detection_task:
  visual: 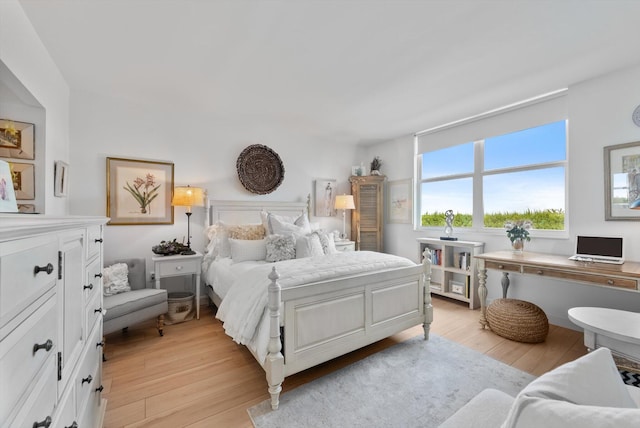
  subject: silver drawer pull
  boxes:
[607,279,614,285]
[175,265,183,271]
[497,265,504,269]
[34,263,54,275]
[33,416,52,428]
[33,339,53,354]
[537,270,543,275]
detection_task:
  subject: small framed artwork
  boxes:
[314,178,337,217]
[17,204,36,213]
[388,179,413,224]
[604,141,640,220]
[106,157,174,225]
[9,162,35,200]
[54,161,69,197]
[0,160,18,212]
[0,119,35,160]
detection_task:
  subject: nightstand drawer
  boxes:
[335,241,355,252]
[157,259,199,277]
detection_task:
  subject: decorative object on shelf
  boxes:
[440,209,458,241]
[172,185,204,255]
[351,163,367,176]
[54,160,68,197]
[106,157,174,225]
[152,239,191,256]
[314,178,337,217]
[604,141,640,220]
[0,119,35,160]
[370,156,382,175]
[8,161,35,199]
[236,144,284,194]
[388,179,413,224]
[0,160,18,212]
[334,194,355,240]
[505,219,532,252]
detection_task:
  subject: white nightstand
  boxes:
[335,240,356,252]
[152,251,203,320]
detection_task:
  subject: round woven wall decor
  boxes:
[236,144,285,194]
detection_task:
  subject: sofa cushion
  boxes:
[438,388,514,428]
[104,288,168,321]
[502,347,639,428]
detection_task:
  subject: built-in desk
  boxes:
[475,251,640,329]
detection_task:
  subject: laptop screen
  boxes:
[576,236,623,258]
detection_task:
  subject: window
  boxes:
[415,91,567,232]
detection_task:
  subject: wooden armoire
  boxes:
[349,175,386,252]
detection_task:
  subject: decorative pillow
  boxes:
[102,263,131,296]
[265,211,311,236]
[229,238,267,263]
[265,234,296,262]
[204,221,231,259]
[296,233,325,259]
[227,224,265,240]
[502,347,638,428]
[317,231,338,254]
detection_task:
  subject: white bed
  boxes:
[203,199,433,410]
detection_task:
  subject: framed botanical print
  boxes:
[0,119,35,160]
[387,179,413,224]
[106,157,174,225]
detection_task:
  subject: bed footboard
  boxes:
[265,257,432,410]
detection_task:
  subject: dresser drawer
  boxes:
[75,325,102,416]
[84,257,102,307]
[5,354,57,428]
[0,297,57,423]
[0,236,58,328]
[86,290,103,338]
[158,259,199,277]
[86,225,103,261]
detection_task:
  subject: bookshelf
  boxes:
[417,237,484,309]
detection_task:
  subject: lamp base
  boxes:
[180,249,196,255]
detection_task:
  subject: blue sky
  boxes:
[421,121,566,214]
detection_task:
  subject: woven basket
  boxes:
[165,292,195,325]
[486,298,549,343]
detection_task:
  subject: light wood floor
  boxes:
[102,296,587,427]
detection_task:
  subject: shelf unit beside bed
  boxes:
[417,237,484,309]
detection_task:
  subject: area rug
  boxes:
[248,334,535,428]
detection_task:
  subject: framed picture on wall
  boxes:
[388,179,413,224]
[0,160,18,212]
[106,157,174,225]
[9,161,35,200]
[0,119,35,160]
[314,178,337,217]
[604,141,640,220]
[54,160,69,197]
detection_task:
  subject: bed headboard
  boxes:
[204,197,310,228]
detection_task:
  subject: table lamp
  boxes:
[334,194,355,240]
[172,185,204,255]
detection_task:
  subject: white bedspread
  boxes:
[216,251,416,363]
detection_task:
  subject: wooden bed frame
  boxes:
[204,199,433,410]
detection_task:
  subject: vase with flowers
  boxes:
[505,220,532,253]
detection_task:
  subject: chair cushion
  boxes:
[104,288,167,321]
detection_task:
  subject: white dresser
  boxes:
[0,216,108,428]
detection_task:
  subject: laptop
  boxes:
[568,236,624,264]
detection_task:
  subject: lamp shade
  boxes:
[172,186,204,207]
[334,194,355,210]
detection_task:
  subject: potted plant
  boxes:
[370,156,382,175]
[504,220,532,252]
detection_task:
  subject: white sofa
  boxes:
[439,347,640,428]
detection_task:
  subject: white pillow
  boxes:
[229,238,266,263]
[265,211,311,236]
[296,233,325,258]
[102,263,131,296]
[317,231,338,254]
[204,221,231,258]
[265,234,296,262]
[502,347,638,428]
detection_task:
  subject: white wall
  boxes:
[365,63,640,329]
[68,89,358,290]
[0,0,70,215]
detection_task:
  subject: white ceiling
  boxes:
[17,0,640,145]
